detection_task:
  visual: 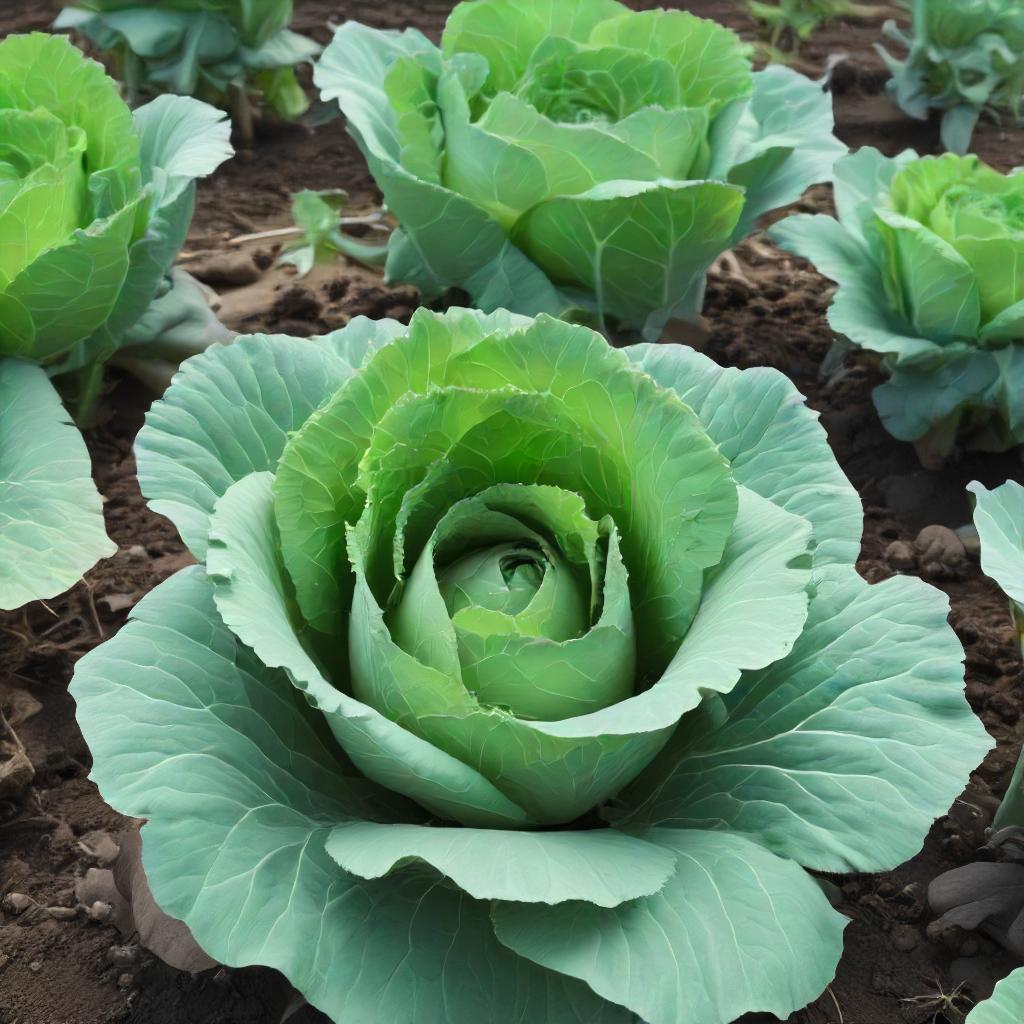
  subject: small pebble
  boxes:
[106,944,139,966]
[86,900,113,924]
[28,961,42,974]
[884,540,916,572]
[189,253,261,289]
[892,924,918,952]
[914,524,968,580]
[2,893,33,915]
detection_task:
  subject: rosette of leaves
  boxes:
[55,0,321,124]
[0,33,232,611]
[877,0,1024,154]
[72,307,990,1024]
[772,148,1024,465]
[313,0,845,340]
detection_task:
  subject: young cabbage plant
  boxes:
[313,0,846,341]
[929,480,1024,971]
[748,0,894,50]
[277,189,389,277]
[72,307,990,1024]
[877,0,1024,154]
[772,148,1024,466]
[0,33,232,610]
[54,0,321,133]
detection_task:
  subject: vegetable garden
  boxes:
[2,1,1024,1023]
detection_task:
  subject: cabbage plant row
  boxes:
[0,2,1018,1023]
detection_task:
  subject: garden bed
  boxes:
[1,2,1023,1022]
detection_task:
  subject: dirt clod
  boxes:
[3,893,33,916]
[188,253,262,289]
[885,539,917,572]
[915,525,969,580]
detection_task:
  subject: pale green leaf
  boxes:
[980,298,1024,343]
[626,341,862,568]
[875,208,982,341]
[725,64,846,242]
[326,821,675,907]
[0,358,114,609]
[873,347,1000,442]
[0,199,142,362]
[769,212,875,291]
[589,8,752,112]
[493,828,846,1024]
[513,178,745,337]
[0,32,141,212]
[969,479,1024,608]
[831,146,917,246]
[968,968,1024,1024]
[612,566,992,874]
[133,94,234,205]
[136,321,404,558]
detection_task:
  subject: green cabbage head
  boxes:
[0,32,231,610]
[314,0,845,339]
[878,0,1024,153]
[72,307,989,1024]
[772,149,1024,464]
[55,0,321,120]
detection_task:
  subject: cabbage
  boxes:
[313,0,845,339]
[773,148,1024,464]
[878,0,1024,153]
[0,33,231,609]
[55,0,321,120]
[72,308,989,1024]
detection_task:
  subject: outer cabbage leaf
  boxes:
[608,566,992,874]
[970,479,1024,609]
[493,828,846,1024]
[625,342,862,567]
[0,359,114,609]
[968,968,1024,1023]
[136,318,406,559]
[968,480,1024,831]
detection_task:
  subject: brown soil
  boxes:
[2,2,1023,1023]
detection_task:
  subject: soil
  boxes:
[1,2,1023,1023]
